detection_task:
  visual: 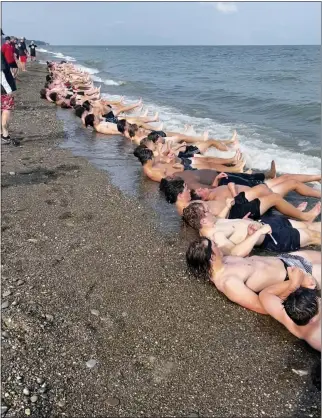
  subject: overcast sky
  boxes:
[2,1,321,45]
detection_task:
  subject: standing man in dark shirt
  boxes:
[1,51,19,145]
[17,37,28,72]
[1,36,18,78]
[28,41,37,61]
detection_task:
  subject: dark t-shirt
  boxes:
[29,44,37,56]
[1,52,17,94]
[17,41,27,56]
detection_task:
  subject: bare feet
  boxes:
[304,202,321,222]
[231,130,237,142]
[297,202,308,212]
[265,160,277,179]
[153,111,159,122]
[143,109,149,117]
[158,123,164,131]
[203,130,209,141]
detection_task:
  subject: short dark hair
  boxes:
[84,114,95,128]
[159,178,185,204]
[140,137,152,147]
[128,124,138,138]
[40,88,47,99]
[183,202,207,230]
[60,102,71,109]
[70,97,76,108]
[49,92,58,102]
[5,36,10,41]
[133,146,153,165]
[186,237,212,281]
[74,105,86,118]
[117,119,127,133]
[147,132,161,143]
[82,100,91,111]
[283,287,319,326]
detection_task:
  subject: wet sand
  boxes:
[1,64,320,417]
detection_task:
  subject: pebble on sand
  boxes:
[106,397,120,407]
[24,408,31,416]
[86,359,97,368]
[30,395,38,403]
[36,377,44,385]
[90,309,100,316]
[23,388,30,396]
[2,290,11,298]
[1,301,9,309]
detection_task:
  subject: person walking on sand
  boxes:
[1,36,18,78]
[1,52,20,146]
[28,41,37,62]
[17,37,28,71]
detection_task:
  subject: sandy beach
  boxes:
[1,64,320,417]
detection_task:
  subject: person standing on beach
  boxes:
[1,52,19,146]
[1,36,18,78]
[28,41,37,61]
[17,37,28,71]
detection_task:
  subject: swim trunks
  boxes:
[228,192,261,220]
[150,130,167,138]
[219,172,265,187]
[103,111,119,124]
[259,215,301,252]
[178,145,201,159]
[181,157,197,171]
[278,253,313,280]
[19,55,27,63]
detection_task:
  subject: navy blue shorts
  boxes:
[260,215,300,252]
[178,145,201,159]
[219,172,265,187]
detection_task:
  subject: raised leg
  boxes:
[269,179,321,198]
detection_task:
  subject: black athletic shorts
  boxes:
[219,172,265,187]
[103,111,118,124]
[181,158,197,171]
[178,145,201,159]
[260,215,300,252]
[228,191,261,220]
[9,61,18,69]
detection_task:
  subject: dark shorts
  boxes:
[228,192,261,220]
[260,215,301,253]
[219,172,265,187]
[150,130,167,138]
[9,61,18,69]
[178,145,201,159]
[181,158,197,171]
[103,111,118,124]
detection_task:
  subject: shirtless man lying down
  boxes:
[186,237,321,315]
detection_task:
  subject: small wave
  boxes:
[92,75,126,86]
[75,64,99,75]
[101,92,321,178]
[37,48,75,61]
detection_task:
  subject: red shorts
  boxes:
[19,55,27,63]
[1,94,15,111]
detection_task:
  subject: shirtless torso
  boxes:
[212,250,321,314]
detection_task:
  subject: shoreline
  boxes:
[1,64,320,417]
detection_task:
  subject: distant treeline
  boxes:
[9,36,49,45]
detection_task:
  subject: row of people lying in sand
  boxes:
[42,61,321,351]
